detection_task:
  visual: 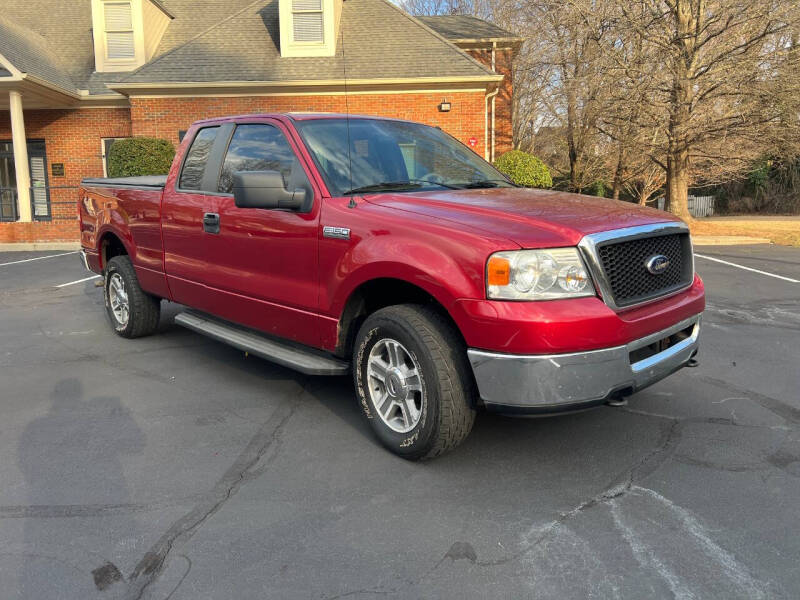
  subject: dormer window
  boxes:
[91,0,173,72]
[292,0,324,43]
[104,2,136,60]
[279,0,340,57]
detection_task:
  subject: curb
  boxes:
[0,242,81,252]
[692,236,771,246]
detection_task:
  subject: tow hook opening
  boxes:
[606,387,633,407]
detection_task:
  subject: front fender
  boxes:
[325,234,487,319]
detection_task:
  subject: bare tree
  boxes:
[624,156,666,205]
[520,0,614,191]
[606,0,800,218]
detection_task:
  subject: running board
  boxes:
[174,310,349,376]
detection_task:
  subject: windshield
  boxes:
[294,118,514,196]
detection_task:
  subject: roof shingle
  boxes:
[0,15,78,93]
[1,0,499,96]
[121,0,496,84]
[417,15,519,42]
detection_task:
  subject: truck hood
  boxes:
[365,188,682,248]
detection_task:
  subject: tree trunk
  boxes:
[667,146,692,220]
[566,84,580,192]
[665,0,697,222]
[611,143,625,200]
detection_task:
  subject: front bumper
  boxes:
[467,313,701,413]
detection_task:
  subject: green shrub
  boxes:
[588,179,607,197]
[107,137,175,178]
[493,150,552,188]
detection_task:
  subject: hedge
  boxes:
[107,137,175,178]
[493,150,553,188]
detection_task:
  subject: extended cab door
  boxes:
[161,123,233,306]
[200,120,323,348]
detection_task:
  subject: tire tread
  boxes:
[362,304,476,460]
[106,255,160,338]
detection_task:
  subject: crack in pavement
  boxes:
[120,384,307,600]
[328,400,789,600]
[0,495,206,519]
[697,376,800,425]
[322,412,685,599]
[163,555,192,600]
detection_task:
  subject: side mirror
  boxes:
[232,171,306,210]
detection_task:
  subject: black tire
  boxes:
[104,255,160,338]
[353,304,476,460]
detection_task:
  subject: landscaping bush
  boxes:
[588,179,607,197]
[107,137,175,178]
[493,150,552,188]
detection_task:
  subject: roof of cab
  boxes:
[190,113,415,127]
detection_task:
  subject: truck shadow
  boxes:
[154,302,672,471]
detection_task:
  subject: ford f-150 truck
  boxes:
[79,113,704,460]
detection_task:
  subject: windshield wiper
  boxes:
[458,179,518,189]
[343,179,459,195]
[343,181,423,195]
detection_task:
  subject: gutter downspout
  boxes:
[491,41,496,163]
[484,86,499,162]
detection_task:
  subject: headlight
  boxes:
[486,248,595,300]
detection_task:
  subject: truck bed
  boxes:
[81,175,167,189]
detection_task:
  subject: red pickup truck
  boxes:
[79,113,704,459]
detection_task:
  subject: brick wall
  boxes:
[1,90,491,244]
[467,47,514,158]
[130,92,487,155]
[0,107,131,242]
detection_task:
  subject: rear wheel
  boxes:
[353,304,476,460]
[104,255,160,338]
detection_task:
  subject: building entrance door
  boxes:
[0,140,50,221]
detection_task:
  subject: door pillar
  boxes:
[9,90,32,222]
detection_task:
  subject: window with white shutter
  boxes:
[104,2,136,59]
[292,0,324,43]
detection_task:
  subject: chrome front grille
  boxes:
[579,223,695,310]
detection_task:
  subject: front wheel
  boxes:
[353,304,476,460]
[104,255,160,338]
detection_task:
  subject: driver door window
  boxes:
[218,124,297,193]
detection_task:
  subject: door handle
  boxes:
[203,212,220,234]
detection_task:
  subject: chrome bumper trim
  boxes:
[78,249,91,272]
[467,314,701,410]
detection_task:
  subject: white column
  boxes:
[9,90,32,222]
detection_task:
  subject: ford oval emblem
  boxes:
[646,254,670,274]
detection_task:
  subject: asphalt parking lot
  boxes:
[1,244,798,599]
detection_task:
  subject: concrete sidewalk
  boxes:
[692,235,771,245]
[0,242,81,252]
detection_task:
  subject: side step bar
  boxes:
[174,310,349,376]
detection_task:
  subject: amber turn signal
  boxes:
[487,256,511,286]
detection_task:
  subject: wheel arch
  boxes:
[334,276,466,359]
[97,229,131,269]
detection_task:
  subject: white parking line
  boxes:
[0,251,78,267]
[55,274,101,288]
[695,253,800,283]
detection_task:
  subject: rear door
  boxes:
[161,123,232,306]
[201,119,323,348]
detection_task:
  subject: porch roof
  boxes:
[0,15,79,95]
